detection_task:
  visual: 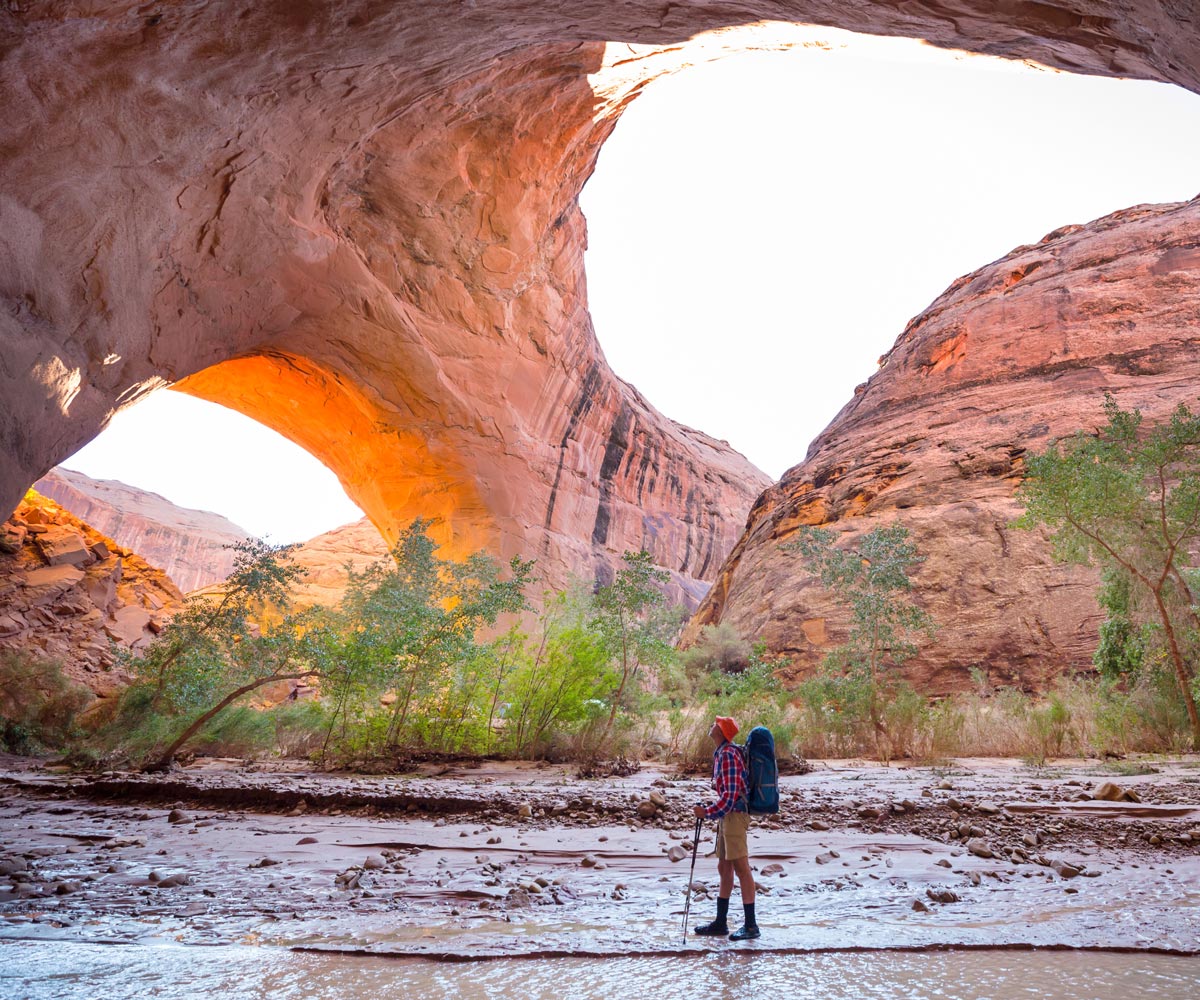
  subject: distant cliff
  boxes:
[35,469,252,594]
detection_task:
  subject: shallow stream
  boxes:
[4,943,1200,1000]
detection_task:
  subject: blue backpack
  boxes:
[740,726,779,815]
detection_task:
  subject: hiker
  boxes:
[692,715,759,940]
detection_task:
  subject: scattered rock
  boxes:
[155,873,190,888]
[167,809,193,825]
[248,857,282,869]
[580,856,598,868]
[967,838,995,859]
[1051,860,1082,880]
[912,898,931,912]
[1093,782,1141,803]
[667,845,688,862]
[926,888,960,904]
[362,855,386,870]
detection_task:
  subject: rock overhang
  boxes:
[1,1,1197,599]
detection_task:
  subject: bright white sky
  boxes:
[65,33,1200,543]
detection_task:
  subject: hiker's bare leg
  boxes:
[732,856,755,904]
[717,858,734,898]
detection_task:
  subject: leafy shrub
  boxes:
[0,650,91,753]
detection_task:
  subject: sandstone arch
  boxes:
[2,2,1197,597]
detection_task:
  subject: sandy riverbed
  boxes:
[1,754,1197,958]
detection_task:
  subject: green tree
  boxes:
[783,524,934,757]
[499,587,612,757]
[1015,395,1200,745]
[785,524,934,685]
[129,539,321,770]
[589,550,682,749]
[321,519,532,753]
[1093,568,1149,680]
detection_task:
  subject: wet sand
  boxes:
[0,755,1197,958]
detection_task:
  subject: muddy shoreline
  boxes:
[2,755,1198,958]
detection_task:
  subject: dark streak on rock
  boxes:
[543,361,603,544]
[591,402,633,547]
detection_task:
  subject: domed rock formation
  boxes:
[2,2,1196,597]
[34,468,253,594]
[689,199,1200,692]
[0,492,183,700]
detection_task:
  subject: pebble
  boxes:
[156,873,190,888]
[667,845,687,862]
[297,837,318,845]
[912,898,930,912]
[580,856,598,868]
[926,888,960,904]
[517,803,533,819]
[363,855,386,870]
[167,809,193,825]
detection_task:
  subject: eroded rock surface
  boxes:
[0,493,182,699]
[3,2,1197,598]
[34,468,252,594]
[690,200,1200,691]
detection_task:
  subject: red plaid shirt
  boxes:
[704,740,747,819]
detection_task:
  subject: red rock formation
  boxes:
[287,518,390,609]
[2,2,1194,598]
[34,468,252,594]
[0,492,182,700]
[689,199,1200,692]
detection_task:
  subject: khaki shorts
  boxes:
[716,811,751,861]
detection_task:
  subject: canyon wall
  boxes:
[689,200,1200,692]
[3,1,1196,600]
[34,468,252,594]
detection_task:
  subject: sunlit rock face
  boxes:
[690,200,1200,691]
[0,2,1196,598]
[0,492,182,700]
[34,468,252,594]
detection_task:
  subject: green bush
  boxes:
[0,650,92,753]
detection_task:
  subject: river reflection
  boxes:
[3,943,1199,1000]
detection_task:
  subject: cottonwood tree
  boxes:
[132,539,321,770]
[1016,395,1200,746]
[784,523,934,755]
[589,550,682,750]
[786,524,934,685]
[321,519,532,754]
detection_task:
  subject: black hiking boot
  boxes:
[693,919,730,936]
[729,924,761,941]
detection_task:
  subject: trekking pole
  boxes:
[681,815,703,942]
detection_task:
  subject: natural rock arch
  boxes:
[2,2,1197,594]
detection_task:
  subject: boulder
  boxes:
[33,528,93,568]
